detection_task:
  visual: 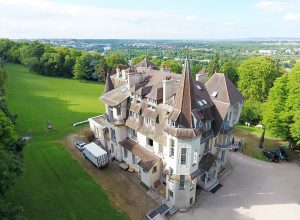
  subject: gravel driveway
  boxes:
[172,152,300,220]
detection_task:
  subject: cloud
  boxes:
[0,0,208,39]
[224,21,234,26]
[255,1,291,11]
[282,12,300,21]
[185,16,198,21]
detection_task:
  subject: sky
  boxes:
[0,0,300,39]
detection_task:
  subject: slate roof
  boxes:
[104,74,114,93]
[134,57,158,69]
[190,153,218,179]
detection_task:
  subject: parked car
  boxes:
[274,147,289,161]
[263,150,279,162]
[75,140,86,151]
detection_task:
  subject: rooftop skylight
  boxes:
[211,91,218,98]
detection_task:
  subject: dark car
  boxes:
[263,150,279,162]
[273,147,289,161]
[75,141,86,151]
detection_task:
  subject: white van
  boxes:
[83,142,108,168]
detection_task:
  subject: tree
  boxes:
[285,63,300,145]
[0,64,24,219]
[207,53,220,77]
[240,100,262,124]
[18,42,45,73]
[94,57,108,82]
[131,55,146,65]
[106,53,127,73]
[0,62,6,97]
[161,60,182,74]
[262,74,290,140]
[73,52,101,80]
[220,61,239,85]
[238,57,281,102]
[40,52,63,76]
[262,63,300,146]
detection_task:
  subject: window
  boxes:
[117,108,121,115]
[170,139,175,157]
[190,197,193,205]
[221,150,225,161]
[170,120,176,127]
[152,166,157,173]
[196,85,201,90]
[124,148,128,158]
[179,175,185,190]
[193,148,198,165]
[111,144,114,153]
[169,190,173,197]
[110,128,116,143]
[198,100,204,106]
[202,99,207,104]
[129,128,137,141]
[169,167,173,177]
[181,148,187,165]
[147,138,153,146]
[211,91,218,98]
[195,120,202,128]
[145,117,151,126]
[205,122,211,130]
[159,145,163,154]
[204,140,210,153]
[228,112,232,121]
[132,154,136,164]
[190,181,194,192]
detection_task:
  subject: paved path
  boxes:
[172,152,300,220]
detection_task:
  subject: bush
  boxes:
[240,100,262,124]
[85,130,95,143]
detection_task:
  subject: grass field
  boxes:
[233,125,297,161]
[4,63,127,220]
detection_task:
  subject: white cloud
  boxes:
[255,1,291,11]
[0,0,209,39]
[282,12,300,21]
[185,16,198,21]
[224,21,234,26]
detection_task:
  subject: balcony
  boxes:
[216,141,231,149]
[220,122,233,134]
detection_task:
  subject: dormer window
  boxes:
[195,120,202,128]
[198,100,204,106]
[202,99,207,105]
[211,91,218,98]
[196,85,202,90]
[170,120,177,127]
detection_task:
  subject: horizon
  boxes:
[1,0,300,39]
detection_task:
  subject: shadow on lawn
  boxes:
[6,94,128,220]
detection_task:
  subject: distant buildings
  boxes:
[258,49,277,55]
[89,58,244,209]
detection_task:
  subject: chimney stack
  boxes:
[163,77,176,104]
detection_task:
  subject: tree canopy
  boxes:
[220,61,239,85]
[0,63,25,219]
[207,53,220,77]
[263,63,300,146]
[238,57,282,102]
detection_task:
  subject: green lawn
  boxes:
[4,63,127,220]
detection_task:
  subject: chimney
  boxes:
[127,73,144,89]
[116,67,121,78]
[195,72,208,83]
[163,77,176,104]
